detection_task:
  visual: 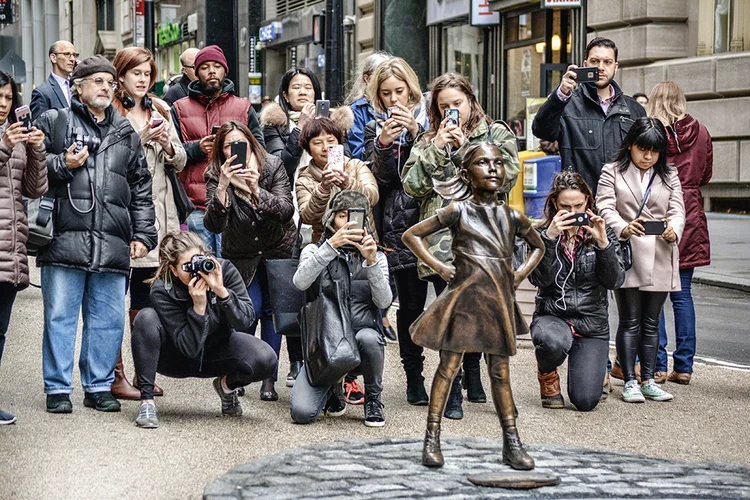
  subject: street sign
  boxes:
[471,0,499,26]
[541,0,582,7]
[0,0,12,24]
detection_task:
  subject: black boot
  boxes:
[443,371,464,420]
[406,377,429,406]
[463,365,487,403]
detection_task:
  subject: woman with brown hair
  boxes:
[402,72,521,418]
[204,120,296,401]
[529,172,624,411]
[112,47,187,400]
[648,82,713,386]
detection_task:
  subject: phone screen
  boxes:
[444,108,459,126]
[230,141,247,168]
[348,209,365,231]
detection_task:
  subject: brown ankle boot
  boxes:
[112,351,141,400]
[422,422,444,468]
[502,426,535,470]
[537,369,564,409]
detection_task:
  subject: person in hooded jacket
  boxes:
[529,172,624,412]
[647,82,713,386]
[0,71,48,425]
[345,51,391,160]
[171,45,264,257]
[130,231,278,428]
[291,190,391,427]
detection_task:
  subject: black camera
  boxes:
[181,255,216,278]
[71,127,102,155]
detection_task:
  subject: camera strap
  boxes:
[635,171,657,219]
[34,109,70,227]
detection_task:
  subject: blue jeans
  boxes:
[187,209,221,257]
[247,262,281,380]
[41,266,127,394]
[657,268,696,374]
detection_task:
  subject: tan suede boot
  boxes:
[537,369,564,409]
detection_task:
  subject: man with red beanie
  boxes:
[171,44,264,256]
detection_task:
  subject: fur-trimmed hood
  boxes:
[259,101,354,134]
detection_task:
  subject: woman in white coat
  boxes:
[596,117,684,404]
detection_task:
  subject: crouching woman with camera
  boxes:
[130,231,277,428]
[291,191,392,427]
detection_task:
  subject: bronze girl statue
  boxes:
[402,142,545,470]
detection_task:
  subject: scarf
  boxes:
[373,95,430,149]
[286,109,311,177]
[229,153,263,206]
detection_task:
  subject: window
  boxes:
[96,0,115,31]
[443,25,485,104]
[714,0,731,53]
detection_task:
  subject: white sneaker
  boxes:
[641,379,674,402]
[622,380,646,403]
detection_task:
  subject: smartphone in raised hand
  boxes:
[230,140,247,168]
[327,144,344,171]
[15,105,32,130]
[315,99,330,118]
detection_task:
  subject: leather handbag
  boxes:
[167,166,194,224]
[25,109,68,256]
[265,221,304,336]
[619,171,657,271]
[299,271,361,387]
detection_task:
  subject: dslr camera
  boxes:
[71,127,102,155]
[181,255,216,278]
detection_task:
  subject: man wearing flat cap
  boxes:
[171,45,264,256]
[34,55,157,415]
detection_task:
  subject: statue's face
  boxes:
[463,144,505,193]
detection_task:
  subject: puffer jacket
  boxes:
[666,114,713,269]
[204,154,297,286]
[529,226,625,339]
[34,100,157,274]
[364,120,420,271]
[125,97,187,268]
[171,79,264,210]
[296,157,379,243]
[347,96,375,160]
[531,81,647,195]
[402,119,520,278]
[149,259,255,360]
[0,135,48,288]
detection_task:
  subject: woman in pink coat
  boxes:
[648,82,713,386]
[597,117,685,404]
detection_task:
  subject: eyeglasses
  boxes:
[54,52,80,59]
[82,77,118,90]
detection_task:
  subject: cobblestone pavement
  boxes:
[204,437,750,499]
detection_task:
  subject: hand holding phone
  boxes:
[15,105,32,131]
[641,219,668,236]
[150,117,164,129]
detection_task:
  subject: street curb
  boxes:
[693,276,750,294]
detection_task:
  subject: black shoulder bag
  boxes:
[265,220,305,336]
[620,172,657,271]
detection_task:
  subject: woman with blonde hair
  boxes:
[112,47,187,400]
[647,82,712,386]
[345,51,391,160]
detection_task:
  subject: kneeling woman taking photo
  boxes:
[130,232,277,428]
[291,191,392,427]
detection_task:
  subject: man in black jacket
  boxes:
[30,40,77,118]
[532,37,646,195]
[34,55,157,415]
[164,47,199,106]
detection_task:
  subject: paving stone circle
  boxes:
[204,437,750,499]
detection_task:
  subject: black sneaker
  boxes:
[83,391,121,412]
[46,394,73,414]
[406,380,429,406]
[364,395,385,427]
[0,408,17,425]
[212,377,242,416]
[324,388,347,417]
[383,325,397,343]
[286,361,303,388]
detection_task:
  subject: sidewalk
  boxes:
[693,213,750,292]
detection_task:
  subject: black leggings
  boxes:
[392,267,480,383]
[131,308,278,399]
[615,288,668,383]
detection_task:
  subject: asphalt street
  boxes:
[1,263,750,499]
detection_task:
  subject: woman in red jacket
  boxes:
[648,82,713,386]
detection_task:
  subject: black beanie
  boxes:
[71,55,116,81]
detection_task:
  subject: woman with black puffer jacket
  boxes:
[529,172,625,412]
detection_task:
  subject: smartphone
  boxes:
[387,106,399,118]
[230,140,247,168]
[211,125,220,135]
[315,99,330,118]
[642,219,667,236]
[444,108,459,126]
[15,105,32,130]
[347,208,366,231]
[150,117,164,128]
[327,144,344,171]
[573,67,600,83]
[570,212,590,226]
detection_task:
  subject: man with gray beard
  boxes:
[33,55,157,415]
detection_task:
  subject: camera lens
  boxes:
[200,258,216,274]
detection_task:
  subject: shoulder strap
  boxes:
[36,108,68,226]
[635,172,657,219]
